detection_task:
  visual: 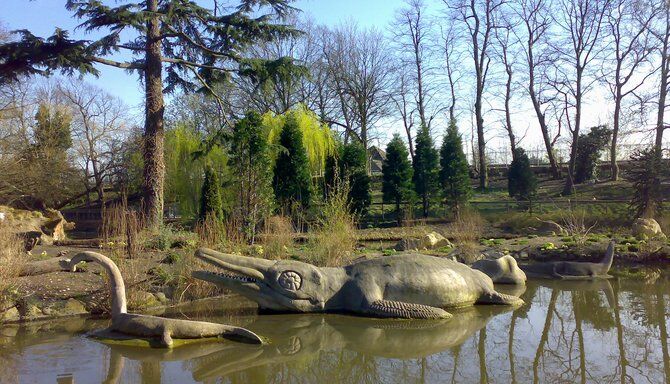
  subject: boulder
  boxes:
[129,291,160,310]
[394,232,452,251]
[0,307,20,323]
[632,218,665,239]
[45,299,88,317]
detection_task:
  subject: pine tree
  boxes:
[382,134,414,222]
[508,148,537,204]
[0,0,302,227]
[326,141,371,214]
[273,115,312,210]
[34,103,72,153]
[440,120,471,215]
[574,125,612,184]
[200,165,223,222]
[412,124,439,217]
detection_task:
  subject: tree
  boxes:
[494,11,519,157]
[508,147,537,203]
[627,147,664,219]
[382,134,414,223]
[604,0,657,180]
[200,165,223,222]
[34,103,72,153]
[325,141,371,215]
[273,115,312,210]
[653,0,670,155]
[440,119,471,215]
[574,125,612,184]
[413,124,439,217]
[0,0,300,228]
[322,24,394,148]
[448,0,506,190]
[60,80,130,205]
[517,0,561,179]
[231,110,273,238]
[553,0,611,195]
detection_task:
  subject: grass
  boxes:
[261,215,295,260]
[0,224,25,310]
[308,179,357,267]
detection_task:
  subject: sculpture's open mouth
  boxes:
[192,248,323,311]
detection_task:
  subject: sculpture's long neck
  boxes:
[320,267,350,309]
[600,241,615,270]
[71,251,127,317]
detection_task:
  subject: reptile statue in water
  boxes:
[193,249,524,319]
[63,251,263,347]
[519,240,616,280]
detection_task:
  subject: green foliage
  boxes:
[627,147,664,219]
[273,115,312,210]
[200,164,224,222]
[33,103,72,152]
[413,125,439,216]
[508,148,537,202]
[165,125,229,221]
[440,120,471,214]
[325,141,371,215]
[382,134,414,212]
[574,125,612,184]
[230,111,274,237]
[264,104,336,176]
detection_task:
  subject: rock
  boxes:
[632,218,665,239]
[0,307,20,323]
[41,209,75,242]
[480,249,505,260]
[394,232,452,251]
[129,291,160,310]
[534,219,567,236]
[22,304,45,321]
[49,299,88,317]
[154,292,168,304]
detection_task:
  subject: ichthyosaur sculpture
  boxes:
[63,251,263,347]
[192,249,524,319]
[519,240,616,280]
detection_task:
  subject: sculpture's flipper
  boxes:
[161,328,173,348]
[366,300,452,319]
[477,292,524,306]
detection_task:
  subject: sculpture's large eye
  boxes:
[278,271,302,291]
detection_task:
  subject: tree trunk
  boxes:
[563,66,583,195]
[504,65,516,157]
[142,0,165,228]
[611,85,622,181]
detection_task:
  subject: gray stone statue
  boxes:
[472,255,527,285]
[519,240,615,279]
[193,249,524,319]
[64,251,263,347]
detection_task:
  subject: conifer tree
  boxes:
[440,120,471,215]
[412,124,439,217]
[325,141,371,214]
[0,0,301,227]
[34,103,73,154]
[382,134,414,222]
[273,115,312,210]
[508,148,537,204]
[200,165,223,222]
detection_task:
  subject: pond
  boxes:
[1,278,668,383]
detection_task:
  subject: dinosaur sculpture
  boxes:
[63,251,263,347]
[519,240,616,280]
[193,249,524,319]
[472,255,527,285]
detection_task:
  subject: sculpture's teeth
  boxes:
[213,271,257,283]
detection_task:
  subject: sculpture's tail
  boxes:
[478,291,524,307]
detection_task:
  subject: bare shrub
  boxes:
[172,253,222,302]
[195,215,246,252]
[0,226,25,308]
[101,199,143,258]
[262,215,295,259]
[450,208,484,244]
[540,209,596,244]
[308,180,357,267]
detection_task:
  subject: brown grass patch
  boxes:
[262,215,295,259]
[0,225,25,308]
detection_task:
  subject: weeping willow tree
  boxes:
[263,104,336,176]
[164,125,230,221]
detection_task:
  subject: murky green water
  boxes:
[1,277,668,383]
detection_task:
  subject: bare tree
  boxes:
[59,80,130,206]
[440,23,464,123]
[604,0,658,180]
[322,24,394,149]
[552,0,611,195]
[449,0,506,190]
[494,10,519,157]
[390,68,417,158]
[391,0,437,135]
[652,0,670,153]
[516,0,561,178]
